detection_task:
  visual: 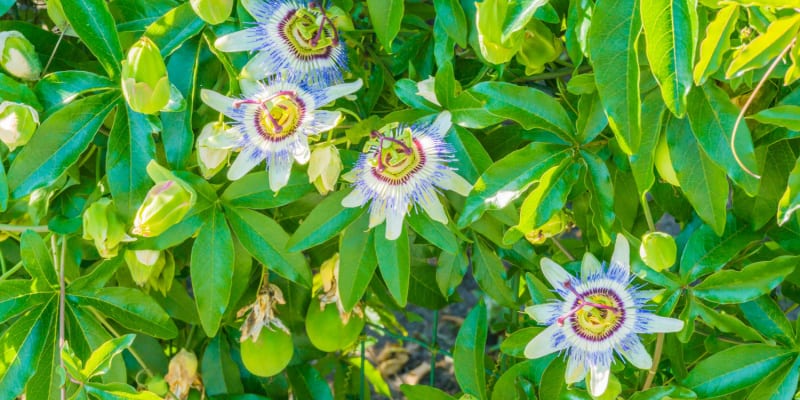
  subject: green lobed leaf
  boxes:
[81,334,135,379]
[778,152,800,225]
[470,82,576,142]
[221,171,314,210]
[225,206,310,287]
[628,386,697,400]
[740,296,796,346]
[367,0,404,51]
[286,365,334,400]
[8,91,119,198]
[33,71,112,116]
[726,14,800,78]
[436,248,468,298]
[190,207,234,336]
[589,0,641,154]
[202,335,244,396]
[61,0,124,79]
[693,255,798,304]
[287,190,366,251]
[515,160,581,236]
[500,0,547,42]
[407,212,459,254]
[453,302,488,400]
[666,115,728,235]
[338,212,378,312]
[433,0,468,47]
[472,238,516,307]
[459,143,572,227]
[0,300,56,399]
[161,37,202,170]
[630,91,666,196]
[641,0,696,117]
[374,224,411,307]
[747,355,800,400]
[694,4,738,85]
[750,105,800,131]
[20,230,58,289]
[679,216,760,283]
[576,91,608,144]
[581,151,615,246]
[107,106,157,221]
[499,327,543,358]
[683,344,794,397]
[686,84,759,195]
[144,3,205,57]
[68,287,178,339]
[0,281,52,324]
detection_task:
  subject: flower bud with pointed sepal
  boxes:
[516,20,564,75]
[0,101,39,151]
[190,0,233,25]
[121,37,170,114]
[308,143,342,195]
[82,198,131,259]
[131,161,197,238]
[0,31,41,81]
[639,231,677,272]
[196,122,232,178]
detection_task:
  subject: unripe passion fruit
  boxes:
[305,299,365,352]
[639,231,677,272]
[240,328,294,377]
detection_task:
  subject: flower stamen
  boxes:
[557,280,621,327]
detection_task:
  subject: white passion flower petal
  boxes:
[340,113,472,240]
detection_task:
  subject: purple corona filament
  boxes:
[370,130,414,172]
[309,1,339,46]
[556,281,621,326]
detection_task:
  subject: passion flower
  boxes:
[215,0,348,84]
[200,75,361,191]
[341,112,471,240]
[524,234,684,397]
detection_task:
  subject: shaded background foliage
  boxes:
[1,0,800,399]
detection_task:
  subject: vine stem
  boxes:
[731,37,796,180]
[642,333,664,391]
[58,236,67,400]
[42,27,67,76]
[429,310,439,387]
[551,236,575,261]
[0,224,49,232]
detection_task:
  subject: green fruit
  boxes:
[639,231,677,272]
[240,328,294,377]
[306,299,365,352]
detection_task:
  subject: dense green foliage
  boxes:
[2,0,800,399]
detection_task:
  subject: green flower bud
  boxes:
[0,31,42,81]
[516,20,563,76]
[308,144,342,195]
[0,101,39,151]
[524,211,573,245]
[82,198,130,259]
[639,231,677,272]
[327,6,354,31]
[190,0,233,25]
[131,161,196,238]
[124,249,163,286]
[124,249,175,295]
[121,37,170,114]
[196,122,231,178]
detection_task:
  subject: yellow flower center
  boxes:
[253,92,304,142]
[574,294,622,337]
[368,128,426,184]
[283,7,338,57]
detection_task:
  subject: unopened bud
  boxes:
[524,211,573,245]
[639,231,677,272]
[196,122,231,178]
[121,37,170,114]
[190,0,233,25]
[0,101,38,151]
[124,249,162,286]
[327,6,354,31]
[145,375,169,397]
[516,20,563,76]
[131,181,193,238]
[82,198,129,259]
[0,31,41,81]
[308,144,342,195]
